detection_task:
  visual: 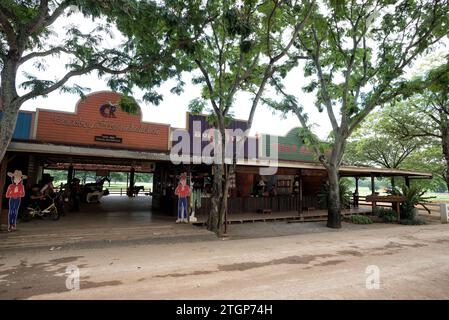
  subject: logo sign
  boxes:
[95,134,123,143]
[99,103,117,118]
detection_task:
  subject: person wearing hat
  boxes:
[5,170,27,232]
[175,172,191,223]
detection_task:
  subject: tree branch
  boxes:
[26,0,49,35]
[194,58,220,115]
[19,46,71,64]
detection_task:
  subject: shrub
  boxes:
[346,215,373,224]
[372,207,397,223]
[390,185,434,220]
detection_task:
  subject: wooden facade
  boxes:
[35,91,170,152]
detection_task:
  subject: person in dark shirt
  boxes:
[28,184,45,208]
[69,178,81,212]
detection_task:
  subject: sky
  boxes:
[16,9,447,140]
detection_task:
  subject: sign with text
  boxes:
[35,91,170,151]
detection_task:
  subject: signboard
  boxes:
[261,128,315,162]
[35,91,170,151]
[95,134,122,143]
[181,113,258,159]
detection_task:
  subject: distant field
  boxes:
[427,193,449,202]
[351,186,448,202]
[351,186,388,196]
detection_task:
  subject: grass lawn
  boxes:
[351,186,448,202]
[427,193,449,202]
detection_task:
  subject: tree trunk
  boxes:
[208,163,223,234]
[325,132,347,229]
[326,163,342,228]
[0,101,21,163]
[441,122,449,193]
[0,54,21,163]
[207,119,229,236]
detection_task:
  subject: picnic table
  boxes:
[365,195,406,222]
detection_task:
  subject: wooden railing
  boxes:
[195,195,320,218]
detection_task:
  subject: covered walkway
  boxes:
[0,196,214,251]
[194,207,372,225]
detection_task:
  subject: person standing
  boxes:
[175,173,190,223]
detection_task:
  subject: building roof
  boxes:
[8,141,432,178]
[236,159,432,178]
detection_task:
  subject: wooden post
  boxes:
[371,174,376,195]
[405,176,410,187]
[299,169,303,214]
[126,172,129,189]
[353,177,359,208]
[396,202,401,223]
[67,165,74,184]
[128,168,135,197]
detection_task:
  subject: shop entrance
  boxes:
[0,151,173,228]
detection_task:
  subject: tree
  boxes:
[389,61,449,191]
[0,0,174,163]
[266,0,449,228]
[344,108,423,188]
[117,0,315,235]
[401,143,447,192]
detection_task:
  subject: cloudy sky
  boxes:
[16,10,447,140]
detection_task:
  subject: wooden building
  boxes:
[0,91,432,224]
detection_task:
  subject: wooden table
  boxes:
[365,195,406,222]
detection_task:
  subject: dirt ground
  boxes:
[1,218,448,300]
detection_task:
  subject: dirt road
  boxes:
[1,222,448,299]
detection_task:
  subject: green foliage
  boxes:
[377,56,449,193]
[373,207,397,223]
[318,178,352,209]
[345,215,373,225]
[118,95,140,115]
[391,185,434,220]
[345,94,447,193]
[344,107,424,168]
[401,144,448,192]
